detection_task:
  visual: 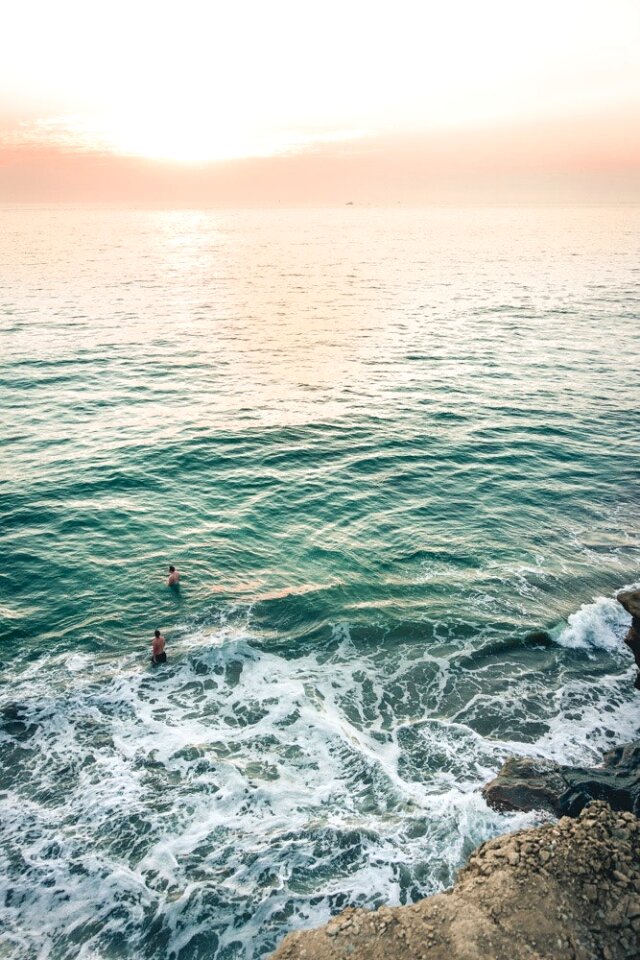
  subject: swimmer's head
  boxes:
[169,566,175,572]
[154,629,160,638]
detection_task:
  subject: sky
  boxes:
[1,0,639,203]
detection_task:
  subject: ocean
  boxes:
[1,205,639,959]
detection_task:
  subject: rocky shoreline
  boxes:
[271,799,640,960]
[270,591,640,959]
[483,740,640,818]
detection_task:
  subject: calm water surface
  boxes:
[1,206,639,959]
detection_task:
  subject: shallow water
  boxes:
[1,205,639,959]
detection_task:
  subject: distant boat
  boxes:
[345,201,354,205]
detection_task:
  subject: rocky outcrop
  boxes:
[270,801,640,960]
[482,740,640,817]
[617,590,640,619]
[617,590,640,689]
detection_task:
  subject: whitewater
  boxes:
[1,205,639,959]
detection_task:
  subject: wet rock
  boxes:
[617,590,640,619]
[483,739,640,817]
[481,756,568,814]
[617,590,640,688]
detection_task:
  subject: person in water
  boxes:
[167,565,180,586]
[151,629,167,665]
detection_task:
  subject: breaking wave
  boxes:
[556,592,634,654]
[2,592,639,960]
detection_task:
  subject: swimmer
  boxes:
[151,629,167,665]
[167,565,180,586]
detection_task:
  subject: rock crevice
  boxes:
[482,739,640,818]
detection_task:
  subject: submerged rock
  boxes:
[522,629,554,646]
[270,801,640,960]
[483,739,640,817]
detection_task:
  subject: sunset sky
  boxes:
[1,0,639,202]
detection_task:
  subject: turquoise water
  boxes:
[1,205,639,959]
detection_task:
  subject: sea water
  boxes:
[1,205,639,959]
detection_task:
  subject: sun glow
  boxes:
[101,116,366,164]
[1,0,639,166]
[12,112,365,164]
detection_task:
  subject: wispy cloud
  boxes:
[1,108,638,204]
[1,114,369,164]
[2,115,113,153]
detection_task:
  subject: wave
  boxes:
[556,590,635,653]
[0,622,528,960]
[2,585,640,959]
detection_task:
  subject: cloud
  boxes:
[1,108,639,204]
[0,113,369,163]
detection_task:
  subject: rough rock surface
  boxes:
[483,740,640,817]
[270,801,640,960]
[617,590,640,620]
[617,591,640,688]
